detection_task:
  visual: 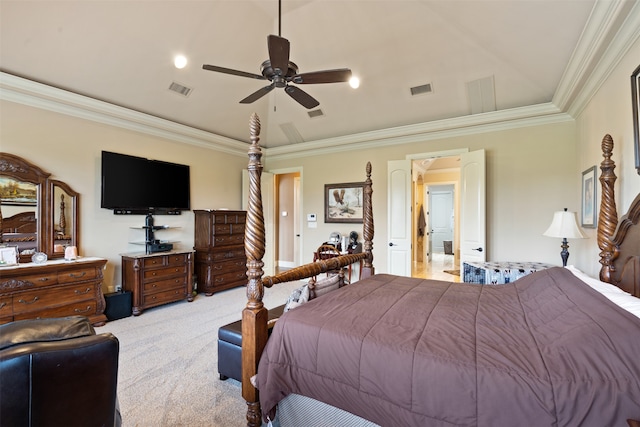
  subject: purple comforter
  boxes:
[256,267,640,426]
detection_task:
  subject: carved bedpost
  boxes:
[242,113,268,427]
[598,134,618,282]
[361,162,375,278]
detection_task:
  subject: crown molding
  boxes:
[0,72,249,157]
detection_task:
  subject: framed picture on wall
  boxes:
[581,166,597,228]
[324,182,365,223]
[631,64,640,175]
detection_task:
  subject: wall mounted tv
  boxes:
[101,151,190,215]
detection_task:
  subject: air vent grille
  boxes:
[168,82,192,97]
[307,109,324,118]
[410,83,433,96]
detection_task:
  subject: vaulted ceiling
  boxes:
[1,1,638,151]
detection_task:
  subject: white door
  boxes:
[459,150,486,265]
[242,170,275,277]
[387,160,412,276]
[429,185,454,253]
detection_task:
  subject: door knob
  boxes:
[389,242,395,246]
[472,247,483,252]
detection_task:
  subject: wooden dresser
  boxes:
[0,257,108,326]
[121,250,194,315]
[194,210,247,296]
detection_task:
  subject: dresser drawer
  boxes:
[143,265,187,282]
[212,270,247,287]
[14,283,97,314]
[212,212,246,225]
[0,272,58,290]
[166,253,188,266]
[13,299,97,321]
[0,295,13,318]
[206,248,245,262]
[210,259,246,274]
[214,223,246,235]
[58,267,97,284]
[213,234,244,247]
[143,276,186,293]
[143,287,187,308]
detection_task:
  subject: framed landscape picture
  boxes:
[581,166,597,228]
[632,64,640,175]
[324,182,364,223]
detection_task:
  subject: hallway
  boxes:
[413,253,461,282]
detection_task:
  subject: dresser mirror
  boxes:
[50,179,79,257]
[0,153,79,263]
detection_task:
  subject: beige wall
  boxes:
[574,36,640,276]
[265,121,579,274]
[1,101,247,292]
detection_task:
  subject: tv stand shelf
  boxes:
[131,214,178,254]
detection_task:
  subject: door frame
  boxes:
[269,167,304,268]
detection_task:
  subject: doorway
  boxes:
[274,171,302,271]
[411,157,460,282]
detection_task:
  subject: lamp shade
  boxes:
[543,209,586,239]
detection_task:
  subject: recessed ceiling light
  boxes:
[174,55,187,69]
[349,76,360,89]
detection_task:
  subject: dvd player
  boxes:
[146,242,173,253]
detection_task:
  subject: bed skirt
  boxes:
[273,394,380,427]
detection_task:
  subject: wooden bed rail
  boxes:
[241,113,375,426]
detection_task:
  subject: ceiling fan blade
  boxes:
[285,85,320,109]
[240,83,276,104]
[202,64,265,80]
[267,35,290,77]
[292,68,352,84]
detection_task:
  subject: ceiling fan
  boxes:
[202,0,352,109]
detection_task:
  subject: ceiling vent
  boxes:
[168,81,192,97]
[410,83,433,96]
[280,122,304,144]
[307,109,324,119]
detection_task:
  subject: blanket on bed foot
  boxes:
[256,268,640,426]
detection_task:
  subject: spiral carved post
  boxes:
[242,113,268,427]
[361,162,375,278]
[597,134,618,282]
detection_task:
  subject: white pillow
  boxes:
[284,284,309,312]
[565,265,640,319]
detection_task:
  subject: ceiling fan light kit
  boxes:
[202,1,352,109]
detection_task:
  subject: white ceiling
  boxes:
[0,1,637,150]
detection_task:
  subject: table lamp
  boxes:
[543,208,586,266]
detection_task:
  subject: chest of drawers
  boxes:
[194,210,247,296]
[0,257,108,326]
[121,250,194,315]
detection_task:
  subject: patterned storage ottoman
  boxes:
[462,261,555,284]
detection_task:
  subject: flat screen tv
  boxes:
[101,151,190,215]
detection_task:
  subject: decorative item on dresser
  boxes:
[121,250,194,316]
[0,257,108,326]
[193,210,247,296]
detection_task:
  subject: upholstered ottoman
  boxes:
[218,304,285,382]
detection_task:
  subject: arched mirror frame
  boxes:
[48,179,79,259]
[0,153,79,263]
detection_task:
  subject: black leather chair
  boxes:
[0,316,121,427]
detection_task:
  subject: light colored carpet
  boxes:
[100,281,301,427]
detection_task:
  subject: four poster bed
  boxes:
[240,114,640,427]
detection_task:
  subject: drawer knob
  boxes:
[69,272,87,278]
[74,287,92,295]
[0,302,6,309]
[18,296,39,305]
[74,305,92,314]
